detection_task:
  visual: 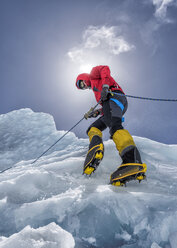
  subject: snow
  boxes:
[0,108,177,248]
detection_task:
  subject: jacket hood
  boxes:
[76,73,91,89]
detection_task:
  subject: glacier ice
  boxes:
[0,222,75,248]
[0,108,177,248]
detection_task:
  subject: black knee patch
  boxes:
[87,117,107,135]
[110,117,123,138]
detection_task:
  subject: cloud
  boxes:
[67,25,135,64]
[140,0,177,53]
[67,49,84,64]
[152,0,176,21]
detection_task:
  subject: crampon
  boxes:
[110,163,147,186]
[83,149,103,176]
[83,134,104,176]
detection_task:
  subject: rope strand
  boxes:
[93,87,177,102]
[123,93,177,102]
[111,91,177,102]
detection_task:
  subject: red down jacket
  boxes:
[76,65,124,102]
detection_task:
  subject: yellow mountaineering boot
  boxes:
[83,127,104,175]
[110,129,147,186]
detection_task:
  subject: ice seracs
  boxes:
[0,108,177,248]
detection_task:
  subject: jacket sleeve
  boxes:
[100,66,111,86]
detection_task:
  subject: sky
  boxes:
[0,0,177,144]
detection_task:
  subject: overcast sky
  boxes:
[0,0,177,144]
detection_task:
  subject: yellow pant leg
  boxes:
[112,129,136,156]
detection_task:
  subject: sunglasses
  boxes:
[77,80,88,90]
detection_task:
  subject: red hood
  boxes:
[76,73,91,89]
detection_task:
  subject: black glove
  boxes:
[84,108,101,119]
[89,109,101,118]
[101,85,109,101]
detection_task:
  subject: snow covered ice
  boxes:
[0,108,177,248]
